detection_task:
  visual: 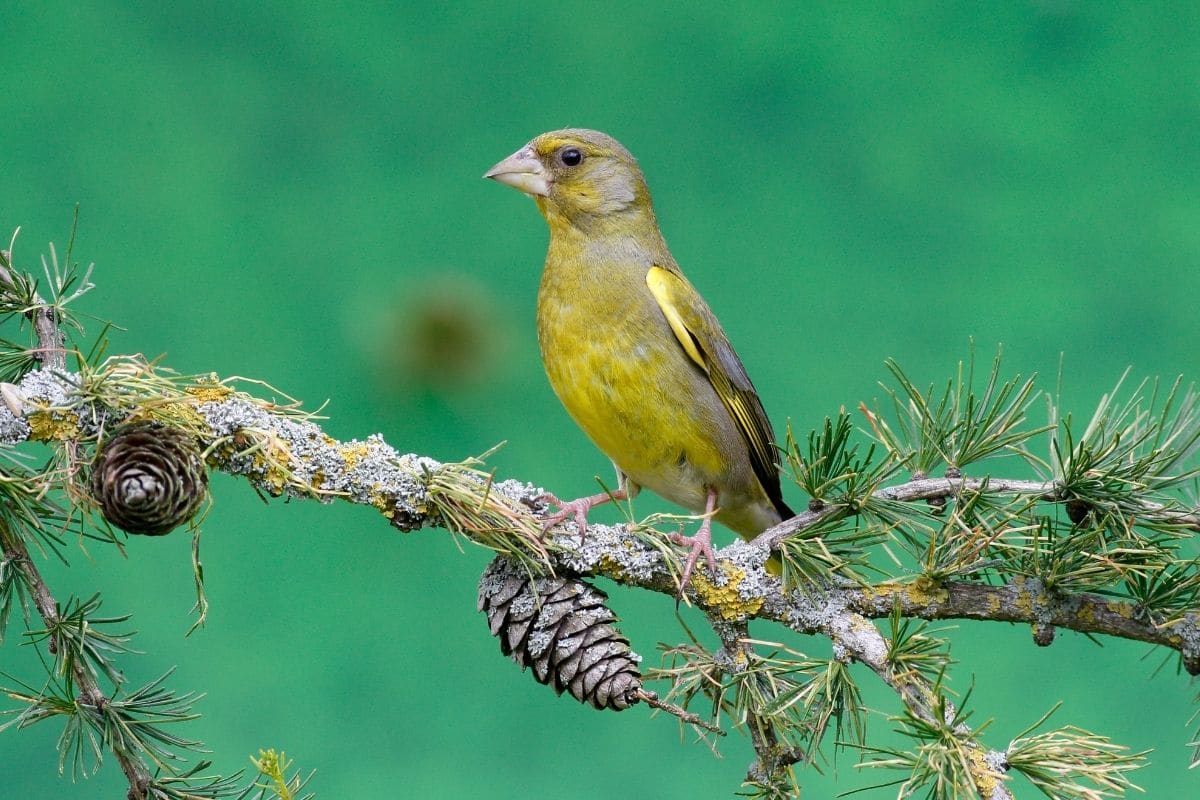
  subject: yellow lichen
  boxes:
[910,576,949,605]
[370,491,395,515]
[595,554,628,582]
[986,592,1003,615]
[186,383,234,403]
[863,579,949,606]
[26,409,81,441]
[690,562,763,620]
[339,441,372,469]
[229,429,295,496]
[151,401,208,430]
[966,746,1003,796]
[1009,575,1039,616]
[258,457,289,495]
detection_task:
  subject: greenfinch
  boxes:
[485,129,793,586]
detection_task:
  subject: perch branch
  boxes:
[0,358,1192,796]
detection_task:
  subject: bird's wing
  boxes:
[645,266,788,513]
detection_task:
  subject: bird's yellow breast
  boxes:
[536,240,729,511]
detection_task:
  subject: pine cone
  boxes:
[91,421,208,536]
[478,557,642,711]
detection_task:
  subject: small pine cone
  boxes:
[478,557,641,711]
[1065,499,1091,525]
[91,421,208,536]
[1031,621,1055,647]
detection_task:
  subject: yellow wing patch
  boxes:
[645,265,783,512]
[646,267,706,371]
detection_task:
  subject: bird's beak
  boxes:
[484,146,550,197]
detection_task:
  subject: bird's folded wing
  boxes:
[645,266,785,508]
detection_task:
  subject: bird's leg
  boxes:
[538,487,628,543]
[670,488,720,593]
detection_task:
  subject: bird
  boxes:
[484,128,793,589]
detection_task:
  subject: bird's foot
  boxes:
[670,489,721,597]
[538,489,625,544]
[670,518,719,595]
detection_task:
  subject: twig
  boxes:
[0,522,152,799]
[704,621,807,791]
[0,248,143,798]
[848,578,1200,651]
[757,474,1200,551]
[636,689,725,735]
[0,240,66,373]
[819,609,1013,799]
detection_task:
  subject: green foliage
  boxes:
[869,350,1046,477]
[1005,705,1147,800]
[649,635,869,797]
[884,611,954,690]
[243,749,315,800]
[1048,372,1200,531]
[774,352,1200,608]
[786,412,896,505]
[145,762,249,800]
[754,351,1195,794]
[852,685,987,800]
[27,593,134,686]
[776,513,885,587]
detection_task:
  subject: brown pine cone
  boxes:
[478,557,641,711]
[90,420,208,536]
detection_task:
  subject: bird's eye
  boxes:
[560,147,583,167]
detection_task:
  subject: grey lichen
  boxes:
[198,396,328,496]
[7,368,86,441]
[1177,611,1200,675]
[554,522,668,583]
[779,588,847,635]
[718,540,778,601]
[196,396,439,524]
[19,368,74,408]
[343,439,436,513]
[0,404,30,443]
[490,478,549,511]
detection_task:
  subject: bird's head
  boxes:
[485,129,653,229]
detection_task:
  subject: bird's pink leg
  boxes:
[670,488,719,592]
[539,488,628,543]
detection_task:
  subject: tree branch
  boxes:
[0,344,1188,795]
[820,608,1012,799]
[757,475,1200,553]
[0,242,66,373]
[0,523,153,799]
[0,248,149,798]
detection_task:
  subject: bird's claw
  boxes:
[670,525,718,596]
[537,492,593,544]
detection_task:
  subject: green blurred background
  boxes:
[3,2,1198,797]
